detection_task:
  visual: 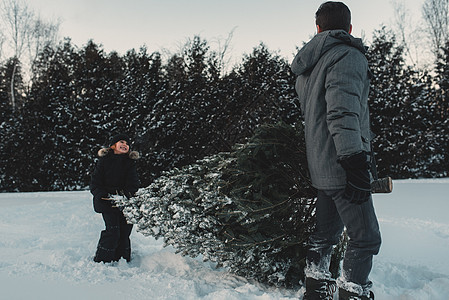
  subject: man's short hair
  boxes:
[315,1,351,32]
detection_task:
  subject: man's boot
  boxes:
[303,277,336,299]
[339,288,374,300]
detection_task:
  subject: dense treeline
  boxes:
[1,27,448,192]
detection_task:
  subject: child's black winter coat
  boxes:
[90,148,140,214]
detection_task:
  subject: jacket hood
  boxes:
[291,30,367,76]
[97,148,140,160]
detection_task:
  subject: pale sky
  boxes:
[28,0,425,61]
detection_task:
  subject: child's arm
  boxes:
[123,161,140,198]
[90,159,107,199]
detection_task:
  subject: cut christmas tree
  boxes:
[113,123,346,287]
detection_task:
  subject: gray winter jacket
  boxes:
[291,30,371,190]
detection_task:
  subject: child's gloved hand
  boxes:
[101,196,118,208]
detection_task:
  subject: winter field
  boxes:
[0,179,448,300]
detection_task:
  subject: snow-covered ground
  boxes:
[1,179,448,300]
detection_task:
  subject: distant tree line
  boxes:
[0,26,448,192]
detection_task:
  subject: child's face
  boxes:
[112,140,130,155]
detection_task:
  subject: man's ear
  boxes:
[349,24,352,34]
[317,25,322,33]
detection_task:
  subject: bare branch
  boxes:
[1,0,34,59]
[0,0,60,110]
[422,0,449,54]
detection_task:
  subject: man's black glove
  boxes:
[338,152,372,204]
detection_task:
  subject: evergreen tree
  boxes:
[433,40,449,176]
[367,27,439,178]
[114,123,346,287]
[218,43,299,147]
[27,39,83,190]
[138,40,301,187]
[69,41,127,188]
[120,48,166,186]
[73,40,125,143]
[4,31,447,191]
[0,58,31,191]
[0,60,16,190]
[141,36,224,179]
[23,39,131,190]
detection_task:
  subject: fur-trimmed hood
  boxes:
[97,148,140,160]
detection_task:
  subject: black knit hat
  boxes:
[109,133,130,147]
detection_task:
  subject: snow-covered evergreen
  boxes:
[113,123,345,287]
[2,30,448,191]
[366,27,446,178]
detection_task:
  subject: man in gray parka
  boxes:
[291,2,381,299]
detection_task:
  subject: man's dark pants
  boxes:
[306,189,381,287]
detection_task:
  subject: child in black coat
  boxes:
[90,133,140,263]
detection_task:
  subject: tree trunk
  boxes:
[10,61,17,111]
